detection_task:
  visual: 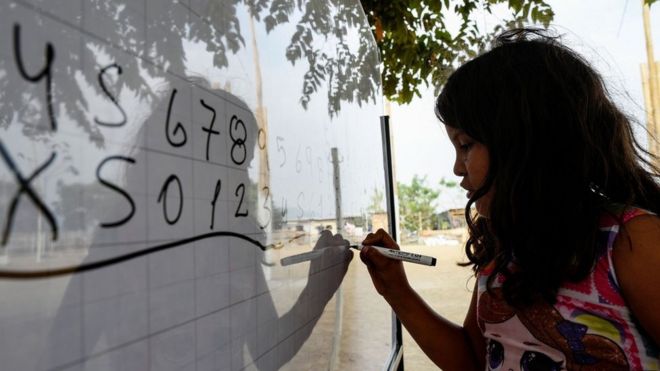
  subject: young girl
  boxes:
[360,28,660,370]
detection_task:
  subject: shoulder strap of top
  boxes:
[620,207,653,223]
[599,204,655,229]
[602,205,655,290]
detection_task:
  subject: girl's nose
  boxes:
[453,159,466,177]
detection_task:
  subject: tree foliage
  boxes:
[360,0,556,104]
[248,0,380,117]
[362,0,658,104]
[439,177,458,189]
[7,0,655,141]
[398,175,440,233]
[367,187,385,213]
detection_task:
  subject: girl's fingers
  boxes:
[362,230,384,246]
[375,229,398,250]
[359,248,370,265]
[362,228,399,250]
[360,245,392,269]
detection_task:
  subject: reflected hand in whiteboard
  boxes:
[303,230,353,302]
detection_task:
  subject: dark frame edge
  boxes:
[380,115,404,371]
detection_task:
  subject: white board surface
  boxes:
[0,1,388,370]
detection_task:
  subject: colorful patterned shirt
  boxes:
[476,206,659,370]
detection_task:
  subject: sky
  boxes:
[390,0,660,211]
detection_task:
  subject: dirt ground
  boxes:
[398,242,475,370]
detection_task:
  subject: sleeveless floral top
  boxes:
[476,206,659,370]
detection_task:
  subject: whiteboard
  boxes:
[0,0,388,370]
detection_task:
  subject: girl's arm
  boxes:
[360,229,485,370]
[612,214,660,346]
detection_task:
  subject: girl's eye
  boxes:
[460,143,473,151]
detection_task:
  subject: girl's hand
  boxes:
[360,229,411,300]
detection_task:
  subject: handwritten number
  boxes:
[234,183,248,217]
[165,89,188,147]
[305,146,312,173]
[259,186,272,229]
[157,175,183,225]
[210,179,221,229]
[276,136,286,167]
[295,145,302,173]
[94,63,127,127]
[297,192,305,219]
[281,198,288,224]
[13,23,57,131]
[229,115,247,165]
[200,99,219,161]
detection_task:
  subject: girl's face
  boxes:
[445,125,492,217]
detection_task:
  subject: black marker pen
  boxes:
[280,244,437,267]
[350,245,436,266]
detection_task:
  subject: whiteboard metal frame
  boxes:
[380,115,404,371]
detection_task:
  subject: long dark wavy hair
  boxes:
[435,28,660,306]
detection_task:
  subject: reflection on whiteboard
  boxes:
[0,0,387,370]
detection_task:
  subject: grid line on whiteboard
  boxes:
[46,260,342,371]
